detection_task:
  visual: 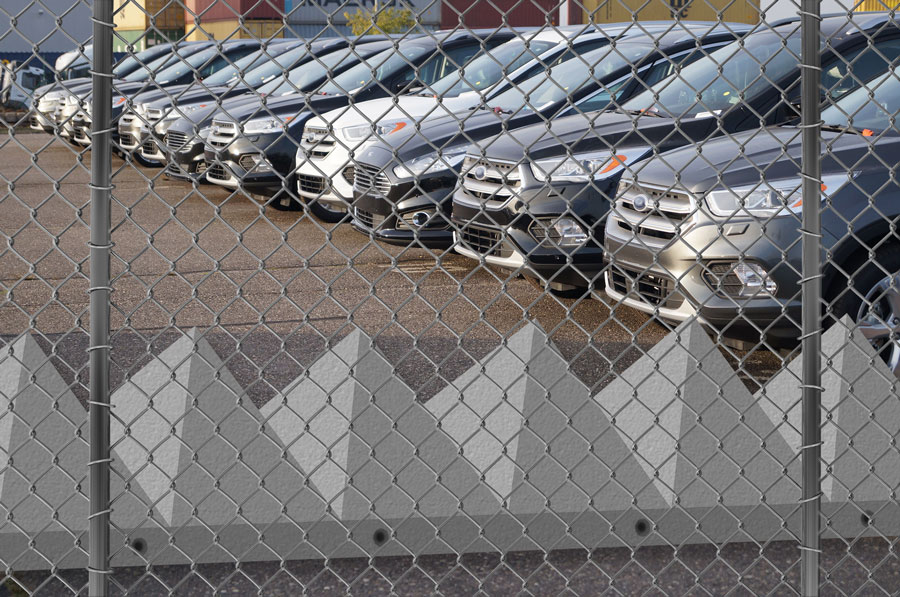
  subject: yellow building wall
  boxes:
[855,0,900,10]
[581,0,759,24]
[185,19,284,41]
[115,0,185,32]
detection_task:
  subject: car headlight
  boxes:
[393,145,467,178]
[342,121,407,141]
[531,152,630,182]
[705,173,853,217]
[530,217,589,247]
[242,116,293,134]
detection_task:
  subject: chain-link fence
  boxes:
[3,0,900,594]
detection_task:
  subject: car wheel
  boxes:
[831,249,900,376]
[307,200,348,224]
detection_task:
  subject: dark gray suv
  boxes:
[603,70,900,368]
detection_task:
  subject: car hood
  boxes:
[369,108,720,164]
[305,95,475,131]
[632,127,893,193]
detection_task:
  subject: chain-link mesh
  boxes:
[3,0,900,594]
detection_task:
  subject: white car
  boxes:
[293,22,669,221]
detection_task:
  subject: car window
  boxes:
[822,37,900,100]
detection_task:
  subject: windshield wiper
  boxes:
[821,122,875,136]
[613,106,663,118]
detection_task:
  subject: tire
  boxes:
[307,199,348,224]
[830,246,900,375]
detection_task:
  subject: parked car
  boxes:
[347,23,748,247]
[604,69,900,361]
[29,41,189,133]
[294,21,704,222]
[162,39,397,183]
[69,40,261,147]
[202,29,520,219]
[116,39,302,163]
[450,13,900,295]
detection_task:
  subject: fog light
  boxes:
[704,262,777,297]
[411,212,430,227]
[400,209,447,229]
[530,217,588,247]
[239,153,272,172]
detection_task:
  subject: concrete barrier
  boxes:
[2,318,896,570]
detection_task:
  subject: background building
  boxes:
[114,0,185,52]
[284,0,440,38]
[184,0,286,40]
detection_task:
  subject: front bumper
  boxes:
[117,112,144,153]
[204,132,294,194]
[294,147,354,209]
[603,216,803,347]
[450,182,610,290]
[30,108,55,132]
[348,160,457,249]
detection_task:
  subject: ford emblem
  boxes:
[631,194,651,212]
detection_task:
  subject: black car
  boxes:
[449,13,900,296]
[161,38,397,182]
[69,40,261,147]
[117,39,302,162]
[348,22,749,249]
[202,29,520,219]
[604,69,900,358]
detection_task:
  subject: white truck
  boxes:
[0,61,51,111]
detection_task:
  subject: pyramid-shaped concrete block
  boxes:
[262,329,446,527]
[111,330,289,537]
[596,320,796,511]
[425,322,657,521]
[0,334,89,568]
[757,316,900,506]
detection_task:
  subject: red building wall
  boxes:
[441,0,560,28]
[186,0,284,22]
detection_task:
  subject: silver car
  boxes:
[604,71,900,368]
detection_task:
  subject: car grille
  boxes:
[460,156,521,208]
[353,163,391,196]
[30,115,40,128]
[142,139,156,155]
[354,208,385,230]
[301,126,335,158]
[165,131,189,151]
[613,181,694,241]
[119,133,136,149]
[207,163,229,181]
[208,119,236,148]
[458,224,511,258]
[609,265,676,307]
[298,174,327,195]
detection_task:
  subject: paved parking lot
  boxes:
[0,134,786,399]
[6,133,884,596]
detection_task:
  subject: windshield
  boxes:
[113,45,171,78]
[428,39,558,98]
[213,44,312,89]
[204,45,298,87]
[123,49,201,82]
[623,31,800,117]
[152,46,231,84]
[256,46,384,96]
[821,71,900,134]
[317,45,430,95]
[487,43,654,112]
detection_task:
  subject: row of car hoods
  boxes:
[30,15,900,368]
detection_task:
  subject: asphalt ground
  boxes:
[2,133,894,595]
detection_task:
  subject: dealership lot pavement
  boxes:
[0,134,786,400]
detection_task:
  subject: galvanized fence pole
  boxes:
[88,0,113,594]
[800,1,823,595]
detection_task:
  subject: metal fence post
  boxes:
[88,0,113,594]
[800,1,823,595]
